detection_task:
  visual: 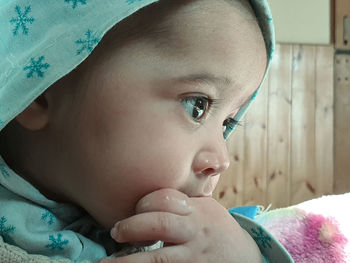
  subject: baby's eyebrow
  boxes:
[171,73,233,97]
[171,72,247,102]
[170,73,253,112]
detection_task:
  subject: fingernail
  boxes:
[110,222,120,240]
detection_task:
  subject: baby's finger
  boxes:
[100,245,190,263]
[111,212,195,244]
[135,188,192,215]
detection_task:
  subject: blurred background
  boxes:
[213,0,350,209]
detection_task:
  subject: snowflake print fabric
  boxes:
[23,56,50,78]
[41,209,55,225]
[46,234,69,251]
[64,0,87,9]
[0,164,10,178]
[251,226,273,249]
[0,216,16,244]
[126,0,144,4]
[0,156,110,262]
[75,30,101,55]
[231,213,294,262]
[10,5,35,36]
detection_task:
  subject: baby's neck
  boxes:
[0,121,68,203]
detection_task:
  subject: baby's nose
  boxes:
[192,150,230,176]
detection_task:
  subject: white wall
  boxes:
[267,0,331,44]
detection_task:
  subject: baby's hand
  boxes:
[101,189,262,263]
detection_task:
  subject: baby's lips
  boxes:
[200,174,220,197]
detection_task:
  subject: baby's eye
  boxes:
[222,118,240,140]
[181,96,210,122]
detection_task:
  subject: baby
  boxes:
[0,0,291,262]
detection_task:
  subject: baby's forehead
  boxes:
[95,0,257,54]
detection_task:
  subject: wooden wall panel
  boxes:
[266,45,292,208]
[315,47,334,195]
[243,72,268,206]
[334,53,350,193]
[214,44,335,209]
[290,45,317,204]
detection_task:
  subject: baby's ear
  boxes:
[15,92,49,131]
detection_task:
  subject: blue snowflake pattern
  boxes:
[41,209,55,225]
[75,30,100,55]
[0,164,10,178]
[251,226,272,249]
[45,234,69,250]
[0,216,16,243]
[23,56,50,78]
[65,0,87,9]
[126,0,143,4]
[10,5,35,36]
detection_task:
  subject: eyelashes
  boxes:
[180,95,243,140]
[222,117,242,140]
[181,95,219,122]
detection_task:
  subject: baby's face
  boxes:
[49,0,266,227]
